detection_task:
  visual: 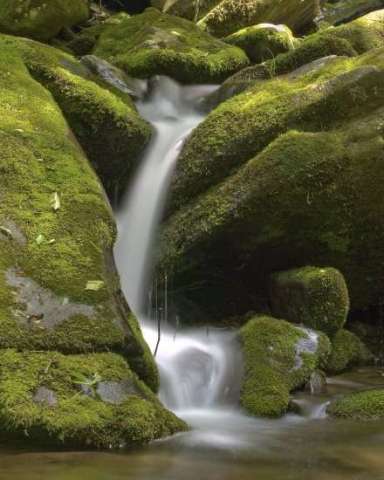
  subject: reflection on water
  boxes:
[1,368,384,480]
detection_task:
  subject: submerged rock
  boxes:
[0,350,185,448]
[197,0,321,37]
[269,266,349,336]
[240,315,330,417]
[1,34,152,201]
[327,389,384,419]
[93,8,249,83]
[160,49,384,319]
[0,0,89,41]
[326,329,373,373]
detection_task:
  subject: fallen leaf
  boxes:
[51,192,61,211]
[85,280,105,291]
[36,234,45,245]
[0,226,13,239]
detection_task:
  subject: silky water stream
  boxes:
[1,78,384,480]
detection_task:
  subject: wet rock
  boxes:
[327,388,384,419]
[93,8,249,83]
[305,370,327,395]
[0,0,89,41]
[318,0,384,26]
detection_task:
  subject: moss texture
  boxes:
[198,0,321,37]
[0,0,89,41]
[1,34,152,201]
[93,8,249,84]
[240,315,330,417]
[0,38,158,392]
[224,23,297,63]
[269,267,350,336]
[327,389,384,420]
[326,329,373,373]
[159,50,384,319]
[0,350,186,449]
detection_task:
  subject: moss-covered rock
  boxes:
[224,23,297,63]
[1,34,152,201]
[0,349,186,449]
[0,39,158,392]
[198,0,321,37]
[152,0,222,22]
[327,389,384,419]
[319,0,384,26]
[269,267,349,336]
[240,315,330,417]
[0,0,89,41]
[93,8,249,83]
[326,329,373,373]
[159,49,384,320]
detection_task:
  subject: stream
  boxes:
[1,78,384,480]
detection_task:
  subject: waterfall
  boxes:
[115,77,241,415]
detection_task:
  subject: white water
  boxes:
[115,77,328,442]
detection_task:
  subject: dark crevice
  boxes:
[102,0,151,14]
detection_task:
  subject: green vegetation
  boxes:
[328,389,384,420]
[327,329,373,373]
[0,0,89,40]
[240,315,330,417]
[269,267,349,336]
[94,8,249,83]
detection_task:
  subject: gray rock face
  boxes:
[97,380,140,404]
[33,387,58,406]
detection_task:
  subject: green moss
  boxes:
[0,39,157,390]
[0,349,186,448]
[269,266,350,336]
[93,8,249,84]
[240,315,330,417]
[1,34,152,200]
[0,0,89,41]
[327,329,373,373]
[198,0,320,37]
[327,389,384,420]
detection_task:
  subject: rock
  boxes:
[0,350,186,448]
[159,49,384,320]
[204,9,384,109]
[1,34,152,201]
[306,370,327,394]
[327,389,384,419]
[240,315,330,417]
[152,0,222,22]
[224,23,297,63]
[326,329,373,373]
[0,38,158,393]
[93,8,249,83]
[269,266,349,336]
[0,0,89,41]
[318,0,384,26]
[197,0,321,37]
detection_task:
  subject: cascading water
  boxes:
[115,77,241,418]
[115,77,329,444]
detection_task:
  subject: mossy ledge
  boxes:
[327,389,384,420]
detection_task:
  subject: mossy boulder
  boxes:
[159,50,384,320]
[206,9,384,108]
[0,0,89,41]
[0,39,158,392]
[197,0,321,37]
[240,315,330,417]
[224,23,297,63]
[326,329,373,373]
[319,0,384,26]
[269,267,349,336]
[1,34,152,201]
[93,8,249,83]
[0,350,186,449]
[327,389,384,419]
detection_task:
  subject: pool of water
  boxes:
[1,368,384,480]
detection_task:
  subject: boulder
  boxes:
[240,315,330,417]
[197,0,321,37]
[0,350,185,448]
[224,23,297,63]
[93,8,249,83]
[319,0,384,26]
[0,39,158,392]
[269,267,349,336]
[159,49,384,320]
[326,329,373,373]
[327,389,384,419]
[0,0,89,41]
[1,34,152,201]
